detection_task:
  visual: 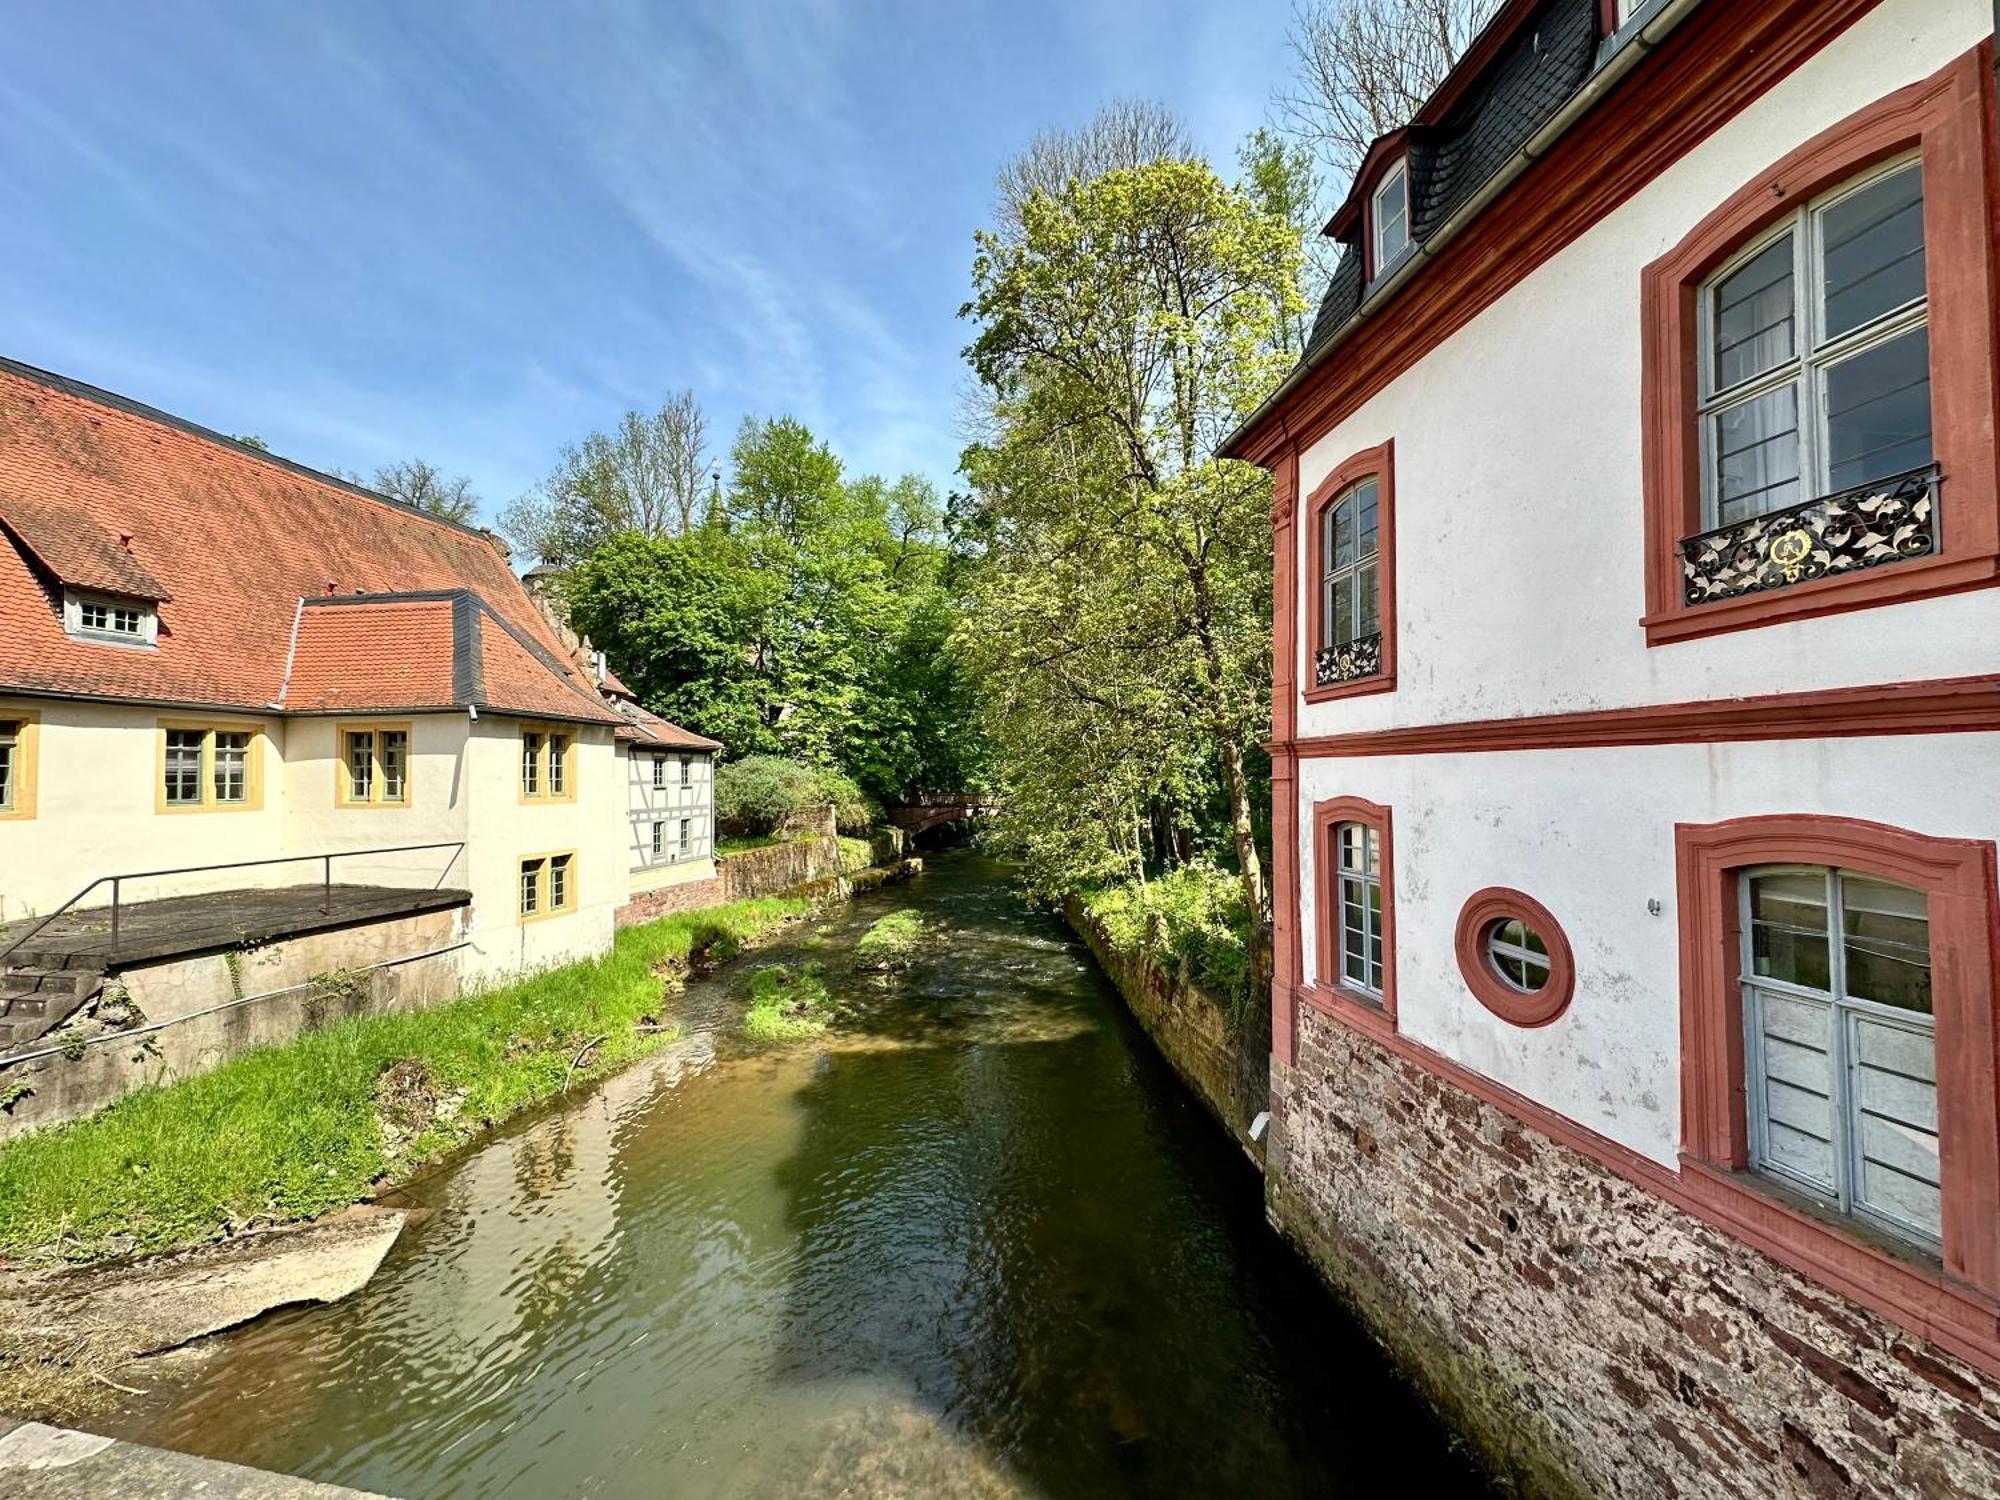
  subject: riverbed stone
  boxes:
[6,1206,408,1358]
[0,1418,390,1497]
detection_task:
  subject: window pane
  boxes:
[1332,500,1356,569]
[1332,573,1355,647]
[1824,325,1931,493]
[212,732,249,803]
[551,855,571,908]
[345,732,374,800]
[550,735,570,795]
[1352,480,1379,558]
[0,722,14,810]
[1713,233,1796,390]
[1820,164,1925,340]
[381,731,408,802]
[165,730,204,805]
[680,754,691,787]
[520,860,540,914]
[1356,561,1379,638]
[1714,383,1801,524]
[679,818,692,853]
[1838,875,1931,1013]
[1376,171,1408,262]
[1751,988,1838,1192]
[1749,871,1831,992]
[652,756,665,788]
[521,733,542,795]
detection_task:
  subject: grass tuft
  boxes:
[0,896,807,1263]
[742,963,834,1042]
[853,910,925,972]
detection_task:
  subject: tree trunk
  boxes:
[1218,734,1267,922]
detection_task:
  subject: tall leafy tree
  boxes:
[961,146,1305,920]
[371,458,481,524]
[502,390,711,564]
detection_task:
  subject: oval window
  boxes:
[1455,889,1574,1026]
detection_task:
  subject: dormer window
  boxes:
[1372,161,1410,273]
[64,591,157,646]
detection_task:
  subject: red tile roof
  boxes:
[278,598,457,714]
[0,358,616,724]
[614,698,723,752]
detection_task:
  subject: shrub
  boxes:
[714,756,819,832]
[743,963,834,1042]
[1083,864,1254,1026]
[810,769,876,833]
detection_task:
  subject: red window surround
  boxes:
[1306,796,1397,1040]
[1639,44,2000,646]
[1453,887,1576,1028]
[1676,814,2000,1357]
[1303,441,1397,705]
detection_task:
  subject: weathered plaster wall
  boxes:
[1289,0,1996,744]
[455,716,622,982]
[1295,733,2000,1166]
[1269,1007,2000,1500]
[280,713,472,888]
[0,697,286,923]
[0,906,463,1139]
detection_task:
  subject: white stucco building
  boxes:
[1229,0,2000,1488]
[0,357,717,986]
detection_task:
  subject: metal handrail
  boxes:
[0,841,465,967]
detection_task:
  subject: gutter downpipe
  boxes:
[1227,0,1707,459]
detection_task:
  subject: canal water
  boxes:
[107,851,1487,1498]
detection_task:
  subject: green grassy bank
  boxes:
[0,896,807,1264]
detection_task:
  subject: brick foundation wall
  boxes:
[1067,898,1270,1159]
[614,875,726,928]
[1269,1003,2000,1498]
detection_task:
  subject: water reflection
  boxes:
[103,853,1486,1498]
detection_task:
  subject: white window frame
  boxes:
[650,820,665,859]
[0,719,17,811]
[63,591,157,647]
[679,753,692,788]
[1739,863,1940,1251]
[1371,161,1410,273]
[1486,920,1552,993]
[1696,155,1930,528]
[1320,479,1382,652]
[651,754,666,789]
[1334,821,1384,999]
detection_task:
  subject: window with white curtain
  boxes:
[1699,158,1930,527]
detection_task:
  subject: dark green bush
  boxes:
[1083,865,1253,1026]
[715,756,820,832]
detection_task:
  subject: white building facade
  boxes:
[1232,0,2000,1491]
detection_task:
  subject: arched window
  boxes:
[1320,480,1380,669]
[1699,157,1930,527]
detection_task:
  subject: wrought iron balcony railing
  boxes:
[1315,630,1383,688]
[1680,464,1940,608]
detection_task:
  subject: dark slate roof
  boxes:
[1302,0,1600,363]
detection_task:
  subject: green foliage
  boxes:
[742,963,833,1042]
[812,769,875,834]
[853,910,925,972]
[715,755,820,832]
[0,897,806,1262]
[558,415,987,805]
[959,151,1301,913]
[716,833,789,856]
[1084,865,1254,1024]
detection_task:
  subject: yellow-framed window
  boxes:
[157,721,263,813]
[0,708,40,821]
[519,725,577,803]
[337,723,412,807]
[518,851,578,921]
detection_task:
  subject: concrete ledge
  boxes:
[0,1418,391,1497]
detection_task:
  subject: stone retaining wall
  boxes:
[614,829,915,929]
[1065,898,1269,1161]
[1269,1004,2000,1499]
[0,908,464,1140]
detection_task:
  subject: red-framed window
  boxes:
[1639,45,2000,646]
[1308,796,1397,1038]
[1676,814,2000,1362]
[1304,441,1397,705]
[1453,887,1576,1029]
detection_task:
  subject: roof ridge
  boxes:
[0,354,500,546]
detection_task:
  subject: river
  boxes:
[102,850,1486,1498]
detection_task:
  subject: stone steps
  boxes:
[0,966,104,1050]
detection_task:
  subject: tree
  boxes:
[961,149,1306,924]
[231,434,270,451]
[1275,0,1504,182]
[371,458,481,524]
[994,98,1194,241]
[501,390,711,564]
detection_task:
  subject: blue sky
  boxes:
[3,0,1289,527]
